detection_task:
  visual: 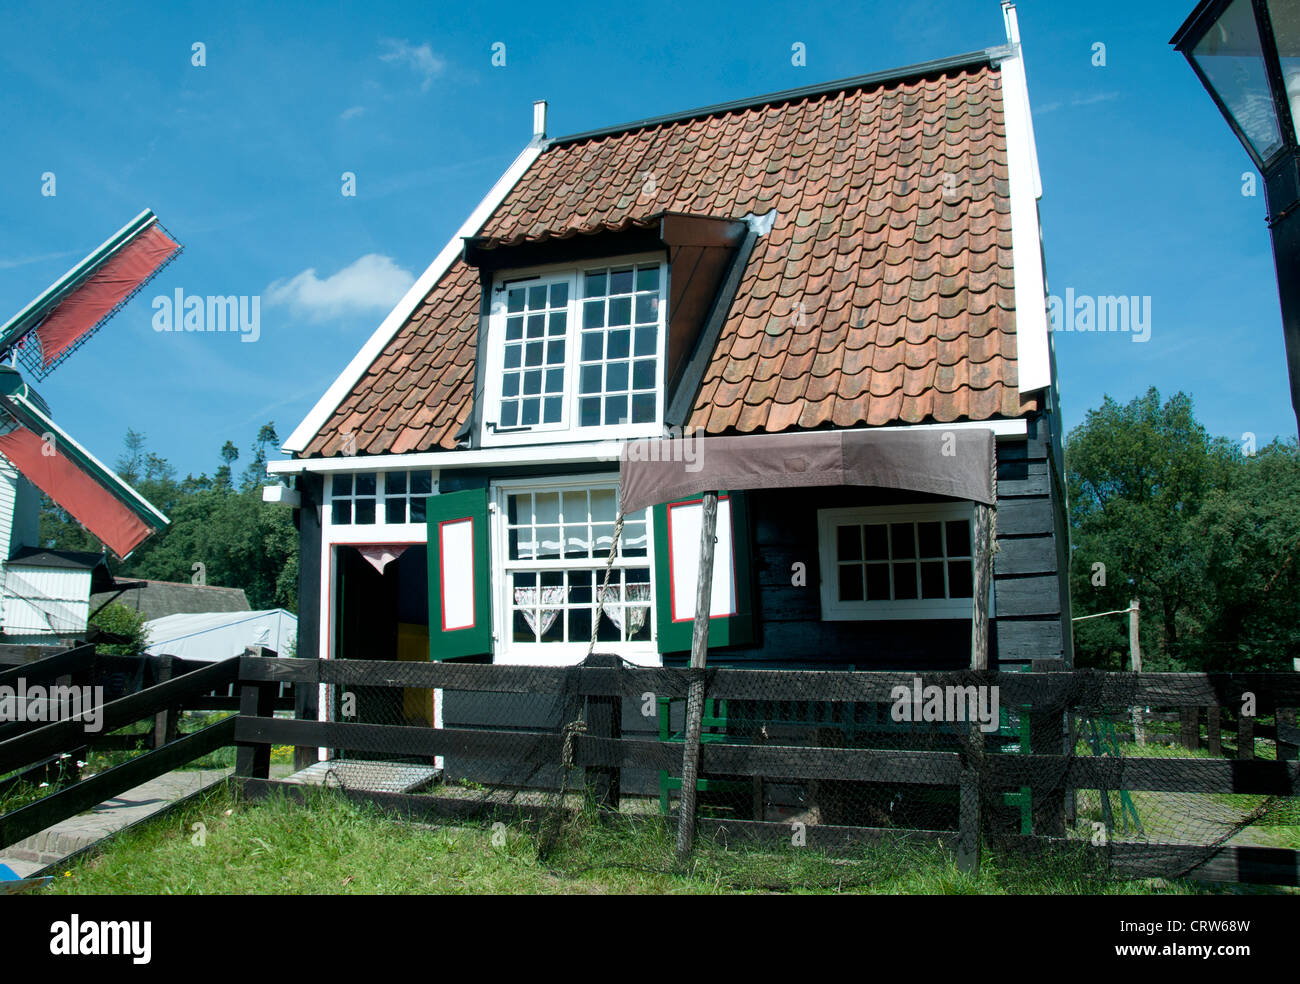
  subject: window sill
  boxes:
[479,421,664,449]
[493,644,661,667]
[821,604,975,622]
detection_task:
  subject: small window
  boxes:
[384,470,434,524]
[817,503,975,620]
[331,472,377,525]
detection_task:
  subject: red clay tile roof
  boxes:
[303,61,1038,458]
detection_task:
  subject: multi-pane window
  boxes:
[579,265,660,427]
[330,471,433,526]
[500,484,653,648]
[486,258,665,442]
[817,504,975,620]
[384,470,434,524]
[501,280,569,428]
[331,472,376,525]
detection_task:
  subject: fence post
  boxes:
[676,490,718,859]
[1029,659,1067,837]
[152,654,179,750]
[1278,707,1298,762]
[293,663,318,774]
[235,649,277,779]
[1180,707,1200,751]
[583,653,621,810]
[1239,712,1255,761]
[1206,705,1222,757]
[957,725,984,876]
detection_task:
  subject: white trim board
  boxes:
[267,419,1030,475]
[281,138,546,454]
[997,6,1051,396]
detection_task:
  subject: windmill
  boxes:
[0,212,181,643]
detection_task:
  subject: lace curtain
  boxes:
[514,582,652,638]
[599,583,651,635]
[513,586,567,636]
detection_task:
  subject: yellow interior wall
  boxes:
[397,622,433,726]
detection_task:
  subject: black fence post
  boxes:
[1029,660,1067,837]
[293,670,318,774]
[152,654,178,750]
[1181,707,1200,751]
[235,649,277,779]
[957,726,984,876]
[1207,705,1222,758]
[1278,707,1298,762]
[582,653,621,811]
[1239,712,1255,761]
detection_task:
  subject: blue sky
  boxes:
[0,0,1290,480]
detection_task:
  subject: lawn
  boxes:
[41,781,1222,895]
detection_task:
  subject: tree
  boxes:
[1067,387,1299,671]
[1194,440,1300,671]
[38,426,298,613]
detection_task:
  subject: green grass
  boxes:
[41,782,1224,895]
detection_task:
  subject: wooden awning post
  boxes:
[970,503,993,671]
[675,490,718,858]
[960,500,993,875]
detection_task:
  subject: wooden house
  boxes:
[270,15,1072,754]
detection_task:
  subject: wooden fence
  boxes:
[231,655,1300,886]
[2,647,1298,886]
[0,645,291,862]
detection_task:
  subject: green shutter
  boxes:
[653,490,756,653]
[426,488,493,660]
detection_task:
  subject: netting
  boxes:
[294,658,1298,891]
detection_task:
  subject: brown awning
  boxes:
[619,429,996,514]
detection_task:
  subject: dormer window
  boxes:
[481,253,667,445]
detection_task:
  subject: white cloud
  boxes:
[1034,92,1120,116]
[0,249,78,270]
[379,39,445,91]
[340,105,366,120]
[266,254,416,323]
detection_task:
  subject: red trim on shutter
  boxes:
[438,516,475,632]
[666,495,737,624]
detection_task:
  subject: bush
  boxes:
[89,602,149,656]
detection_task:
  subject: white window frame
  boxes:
[323,468,441,543]
[489,474,660,667]
[380,467,436,525]
[479,252,669,448]
[817,502,977,621]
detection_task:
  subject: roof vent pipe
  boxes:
[533,100,547,140]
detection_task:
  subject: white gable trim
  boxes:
[998,5,1051,395]
[281,139,547,454]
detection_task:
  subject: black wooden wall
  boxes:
[991,412,1072,667]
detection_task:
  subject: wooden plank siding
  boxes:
[992,411,1071,667]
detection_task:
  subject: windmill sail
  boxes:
[0,367,168,558]
[0,209,182,380]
